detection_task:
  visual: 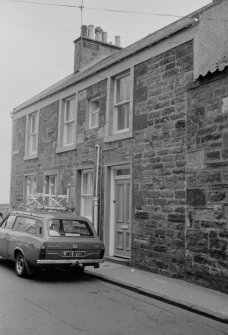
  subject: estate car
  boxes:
[0,211,105,277]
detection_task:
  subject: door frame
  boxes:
[104,161,132,258]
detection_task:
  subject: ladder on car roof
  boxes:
[26,189,70,211]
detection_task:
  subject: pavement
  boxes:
[85,261,228,324]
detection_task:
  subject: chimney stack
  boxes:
[80,24,121,47]
[81,25,88,38]
[102,31,108,44]
[95,27,103,42]
[88,25,95,39]
[74,24,122,72]
[115,35,121,47]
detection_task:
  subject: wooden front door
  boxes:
[114,178,131,258]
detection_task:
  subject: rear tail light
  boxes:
[39,244,46,259]
[99,245,105,259]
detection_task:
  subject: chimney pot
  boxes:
[88,25,95,39]
[81,25,88,38]
[102,31,108,43]
[115,35,121,47]
[95,26,103,41]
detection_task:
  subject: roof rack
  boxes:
[15,189,74,213]
[26,191,70,211]
[12,210,44,218]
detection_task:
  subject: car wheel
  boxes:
[15,252,27,277]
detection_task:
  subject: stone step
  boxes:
[105,256,130,266]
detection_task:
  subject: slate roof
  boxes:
[13,1,220,114]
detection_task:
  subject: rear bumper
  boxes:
[37,259,104,265]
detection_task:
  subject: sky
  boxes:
[0,0,212,204]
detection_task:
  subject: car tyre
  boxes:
[15,252,27,277]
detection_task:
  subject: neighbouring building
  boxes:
[11,0,228,292]
[0,204,9,217]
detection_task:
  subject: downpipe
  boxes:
[94,144,100,232]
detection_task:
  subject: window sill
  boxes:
[24,153,38,160]
[89,127,99,131]
[56,144,77,154]
[104,130,133,143]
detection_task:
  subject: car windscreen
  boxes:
[48,219,94,237]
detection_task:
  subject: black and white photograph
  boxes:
[0,0,228,334]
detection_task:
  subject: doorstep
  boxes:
[105,256,130,266]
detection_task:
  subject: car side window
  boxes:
[3,215,16,230]
[0,214,9,227]
[13,216,37,235]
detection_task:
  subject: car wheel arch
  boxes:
[14,249,34,276]
[14,248,24,260]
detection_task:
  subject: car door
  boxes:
[0,215,16,258]
[8,215,40,263]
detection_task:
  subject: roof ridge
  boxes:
[13,1,222,114]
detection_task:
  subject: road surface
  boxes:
[0,259,227,335]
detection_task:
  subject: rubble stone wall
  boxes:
[10,101,78,210]
[186,72,228,292]
[131,41,193,277]
[10,39,228,292]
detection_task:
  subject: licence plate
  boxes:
[63,251,86,257]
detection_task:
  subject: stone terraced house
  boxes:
[11,0,228,292]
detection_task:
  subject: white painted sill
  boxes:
[104,130,133,143]
[56,144,77,154]
[24,153,38,160]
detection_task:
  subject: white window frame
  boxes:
[89,97,99,129]
[104,67,134,143]
[25,111,39,159]
[113,72,130,134]
[63,96,76,146]
[45,174,57,206]
[26,175,37,204]
[81,170,94,221]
